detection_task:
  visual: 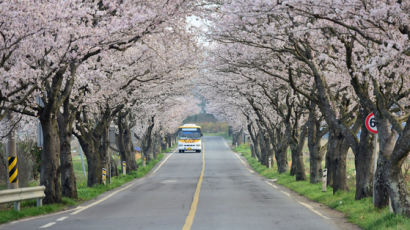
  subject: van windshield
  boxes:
[178,130,201,139]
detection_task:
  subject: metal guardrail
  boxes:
[0,186,46,211]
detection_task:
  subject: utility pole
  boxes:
[7,113,18,188]
[7,113,20,210]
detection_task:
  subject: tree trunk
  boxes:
[110,155,118,177]
[325,147,333,187]
[303,60,356,193]
[373,156,390,208]
[86,151,101,186]
[39,115,62,203]
[295,150,306,181]
[247,122,259,159]
[307,111,324,183]
[327,130,349,193]
[275,129,289,174]
[232,129,244,147]
[257,131,268,166]
[166,135,171,148]
[259,131,271,166]
[310,151,323,183]
[238,129,244,145]
[147,147,154,161]
[387,161,410,216]
[333,149,348,193]
[161,136,167,152]
[142,117,155,161]
[86,141,109,186]
[99,124,110,178]
[287,123,307,180]
[253,136,262,162]
[250,143,256,158]
[354,121,375,200]
[275,146,288,173]
[294,127,307,181]
[290,150,297,176]
[374,140,406,214]
[374,117,410,216]
[117,113,138,173]
[59,126,77,198]
[77,125,110,187]
[153,134,160,159]
[273,126,289,174]
[57,100,78,199]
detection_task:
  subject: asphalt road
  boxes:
[0,136,356,230]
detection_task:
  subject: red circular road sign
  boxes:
[365,113,378,134]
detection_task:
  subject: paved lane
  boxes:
[193,137,339,230]
[0,136,354,230]
[1,151,201,230]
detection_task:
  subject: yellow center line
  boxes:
[182,145,205,230]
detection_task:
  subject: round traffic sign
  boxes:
[365,113,377,134]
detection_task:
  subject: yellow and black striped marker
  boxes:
[8,156,18,184]
[102,168,107,185]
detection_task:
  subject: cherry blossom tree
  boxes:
[197,0,409,215]
[1,0,195,203]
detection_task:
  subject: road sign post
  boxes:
[366,113,382,207]
[36,96,44,149]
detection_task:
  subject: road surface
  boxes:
[0,136,357,230]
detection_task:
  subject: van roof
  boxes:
[179,124,201,128]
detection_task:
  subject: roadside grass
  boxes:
[0,197,75,225]
[233,143,409,230]
[0,152,165,224]
[77,154,163,201]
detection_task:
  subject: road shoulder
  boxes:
[230,149,361,230]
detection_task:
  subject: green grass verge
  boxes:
[77,154,163,201]
[0,153,164,224]
[233,144,409,230]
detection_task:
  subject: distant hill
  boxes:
[183,114,228,133]
[183,113,218,123]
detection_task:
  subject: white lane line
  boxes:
[71,179,137,215]
[56,216,68,221]
[39,222,56,228]
[281,191,291,197]
[298,201,330,220]
[71,151,174,216]
[233,153,254,173]
[152,152,174,174]
[8,208,76,225]
[265,181,278,189]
